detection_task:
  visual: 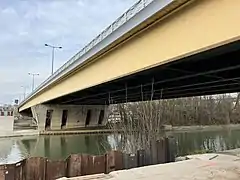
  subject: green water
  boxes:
[1,129,240,164]
[173,129,240,156]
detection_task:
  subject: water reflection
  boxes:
[0,138,29,164]
[24,134,112,160]
[172,129,240,156]
[1,129,240,164]
[0,139,14,164]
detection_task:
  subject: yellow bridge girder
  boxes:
[19,0,240,111]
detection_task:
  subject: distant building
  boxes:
[0,105,14,116]
[0,104,14,134]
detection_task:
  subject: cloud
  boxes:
[0,0,136,104]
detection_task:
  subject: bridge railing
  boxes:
[20,0,154,105]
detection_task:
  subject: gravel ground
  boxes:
[58,153,240,180]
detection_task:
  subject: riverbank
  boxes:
[58,153,240,180]
[169,124,240,132]
[0,129,39,138]
[1,124,240,138]
[40,124,240,135]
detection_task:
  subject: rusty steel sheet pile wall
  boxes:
[0,138,173,180]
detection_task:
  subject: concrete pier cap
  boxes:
[31,104,109,131]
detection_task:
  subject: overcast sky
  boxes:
[0,0,137,104]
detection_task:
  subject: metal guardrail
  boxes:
[21,0,154,105]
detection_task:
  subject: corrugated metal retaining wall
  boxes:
[0,137,174,180]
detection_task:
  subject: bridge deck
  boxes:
[49,40,240,105]
[19,0,240,111]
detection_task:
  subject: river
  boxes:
[0,129,240,165]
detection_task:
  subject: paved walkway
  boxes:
[40,129,120,135]
[0,129,39,138]
[58,153,240,180]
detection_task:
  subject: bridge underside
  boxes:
[46,40,240,105]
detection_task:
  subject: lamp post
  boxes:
[45,44,62,75]
[28,73,39,91]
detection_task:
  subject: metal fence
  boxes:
[20,0,155,105]
[0,137,174,180]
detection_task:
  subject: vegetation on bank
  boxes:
[109,94,240,126]
[107,93,240,153]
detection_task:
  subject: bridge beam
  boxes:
[19,0,240,112]
[31,104,109,131]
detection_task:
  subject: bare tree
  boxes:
[107,93,240,153]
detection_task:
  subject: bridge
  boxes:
[18,0,240,130]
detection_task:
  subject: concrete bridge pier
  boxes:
[31,104,109,131]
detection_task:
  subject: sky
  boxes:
[0,0,137,104]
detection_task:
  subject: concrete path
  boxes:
[40,129,120,135]
[58,153,240,180]
[0,130,39,138]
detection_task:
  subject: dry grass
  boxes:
[107,93,240,153]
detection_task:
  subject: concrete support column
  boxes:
[50,105,62,130]
[87,105,109,127]
[31,104,109,131]
[67,106,85,128]
[31,104,61,130]
[31,105,47,131]
[66,105,109,128]
[101,106,110,126]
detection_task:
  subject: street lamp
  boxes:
[28,73,39,91]
[45,44,62,75]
